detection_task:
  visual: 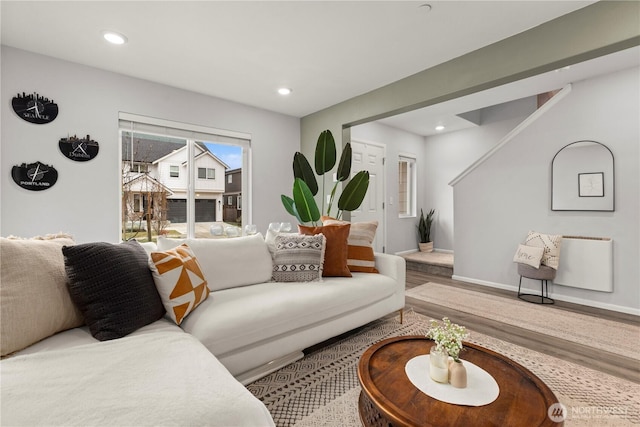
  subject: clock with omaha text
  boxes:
[12,92,59,124]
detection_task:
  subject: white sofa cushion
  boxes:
[1,328,275,426]
[179,272,398,356]
[157,234,273,291]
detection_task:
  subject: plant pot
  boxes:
[419,242,434,252]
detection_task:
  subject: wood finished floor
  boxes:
[406,269,640,384]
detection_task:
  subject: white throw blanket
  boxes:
[1,332,274,426]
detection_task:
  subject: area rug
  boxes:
[406,282,640,360]
[246,310,639,427]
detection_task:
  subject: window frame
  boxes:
[398,154,417,218]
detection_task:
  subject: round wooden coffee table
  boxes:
[357,336,562,427]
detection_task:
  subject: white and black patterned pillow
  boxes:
[525,231,563,270]
[272,234,326,282]
[63,240,165,340]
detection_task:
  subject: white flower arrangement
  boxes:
[426,317,469,362]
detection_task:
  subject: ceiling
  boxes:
[1,1,600,120]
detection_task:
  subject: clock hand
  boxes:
[31,164,40,182]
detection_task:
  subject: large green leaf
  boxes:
[337,171,370,212]
[281,195,301,223]
[314,130,336,175]
[335,143,352,182]
[293,178,320,223]
[293,152,318,195]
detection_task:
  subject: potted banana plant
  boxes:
[417,208,435,252]
[281,130,369,225]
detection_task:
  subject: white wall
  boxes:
[351,121,426,255]
[453,67,640,313]
[423,97,537,250]
[1,46,300,242]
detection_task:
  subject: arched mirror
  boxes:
[551,140,614,211]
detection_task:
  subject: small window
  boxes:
[170,165,179,178]
[198,168,215,179]
[227,174,232,184]
[133,194,141,212]
[227,196,233,206]
[237,195,242,210]
[131,163,148,173]
[398,155,416,217]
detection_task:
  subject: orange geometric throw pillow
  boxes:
[149,244,210,325]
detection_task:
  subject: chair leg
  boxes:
[518,276,523,296]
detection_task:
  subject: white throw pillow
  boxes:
[513,244,544,269]
[1,235,84,356]
[157,233,273,291]
[525,231,563,270]
[272,234,325,282]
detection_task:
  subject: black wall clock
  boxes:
[11,92,59,124]
[11,161,58,191]
[59,134,99,162]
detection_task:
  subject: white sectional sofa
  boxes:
[0,232,405,426]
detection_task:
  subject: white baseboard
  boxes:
[395,249,418,256]
[452,275,640,316]
[395,248,452,255]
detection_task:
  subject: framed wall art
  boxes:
[578,172,604,197]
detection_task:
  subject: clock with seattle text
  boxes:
[12,92,59,124]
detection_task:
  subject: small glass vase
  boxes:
[429,346,449,383]
[449,360,467,388]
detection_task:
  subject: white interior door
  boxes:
[349,140,385,253]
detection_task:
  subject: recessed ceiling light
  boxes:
[102,31,128,45]
[435,125,445,131]
[277,88,292,96]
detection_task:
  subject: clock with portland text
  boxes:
[11,161,58,191]
[12,92,59,124]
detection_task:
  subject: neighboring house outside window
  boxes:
[223,168,242,222]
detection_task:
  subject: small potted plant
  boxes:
[417,208,435,252]
[426,317,469,388]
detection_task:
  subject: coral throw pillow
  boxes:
[298,223,351,277]
[150,244,210,325]
[322,217,378,273]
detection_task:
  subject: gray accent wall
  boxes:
[1,46,300,243]
[453,67,639,313]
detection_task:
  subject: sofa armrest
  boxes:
[374,252,406,287]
